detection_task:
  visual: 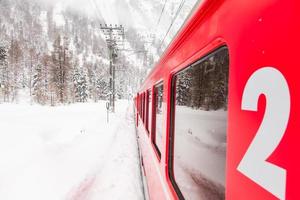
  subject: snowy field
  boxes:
[0,101,144,200]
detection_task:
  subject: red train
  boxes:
[134,0,299,199]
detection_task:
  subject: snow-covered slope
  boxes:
[0,101,144,200]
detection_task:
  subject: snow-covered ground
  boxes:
[0,101,144,200]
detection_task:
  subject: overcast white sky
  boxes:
[35,0,135,24]
[34,0,200,53]
[35,0,199,30]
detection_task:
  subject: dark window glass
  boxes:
[140,94,143,117]
[138,95,141,116]
[172,47,229,200]
[140,95,142,116]
[154,84,164,157]
[144,93,147,123]
[142,93,145,122]
[147,90,152,134]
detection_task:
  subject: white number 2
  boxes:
[237,67,290,200]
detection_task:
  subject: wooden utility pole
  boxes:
[100,24,124,113]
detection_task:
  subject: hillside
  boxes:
[0,0,199,105]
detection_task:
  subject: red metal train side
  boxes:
[135,0,300,199]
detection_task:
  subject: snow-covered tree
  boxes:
[51,35,72,104]
[8,39,23,102]
[0,0,160,105]
[73,67,88,102]
[96,78,109,100]
[0,42,9,102]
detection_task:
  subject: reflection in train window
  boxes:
[154,83,164,158]
[147,90,152,134]
[171,47,229,200]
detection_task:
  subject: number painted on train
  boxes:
[237,67,290,200]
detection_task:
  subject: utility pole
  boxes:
[100,24,124,113]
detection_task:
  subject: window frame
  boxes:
[139,93,142,117]
[144,92,147,124]
[142,92,145,122]
[168,46,229,199]
[151,81,164,161]
[146,89,152,135]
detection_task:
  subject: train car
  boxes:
[134,0,299,199]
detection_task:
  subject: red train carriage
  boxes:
[134,0,300,199]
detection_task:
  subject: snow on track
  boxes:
[0,101,144,200]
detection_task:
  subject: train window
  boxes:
[141,94,143,118]
[154,83,164,158]
[142,93,145,122]
[144,93,146,118]
[170,47,229,200]
[140,94,142,118]
[146,90,152,134]
[144,93,147,123]
[143,93,146,123]
[139,95,142,117]
[138,95,141,116]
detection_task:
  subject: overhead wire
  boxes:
[157,0,186,52]
[152,0,168,48]
[156,0,168,27]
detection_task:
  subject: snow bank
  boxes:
[0,100,143,200]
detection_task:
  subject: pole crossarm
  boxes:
[100,24,125,113]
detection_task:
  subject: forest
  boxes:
[0,0,148,105]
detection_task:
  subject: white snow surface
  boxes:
[0,101,144,200]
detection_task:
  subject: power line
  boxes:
[152,0,168,48]
[157,0,186,51]
[156,0,168,27]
